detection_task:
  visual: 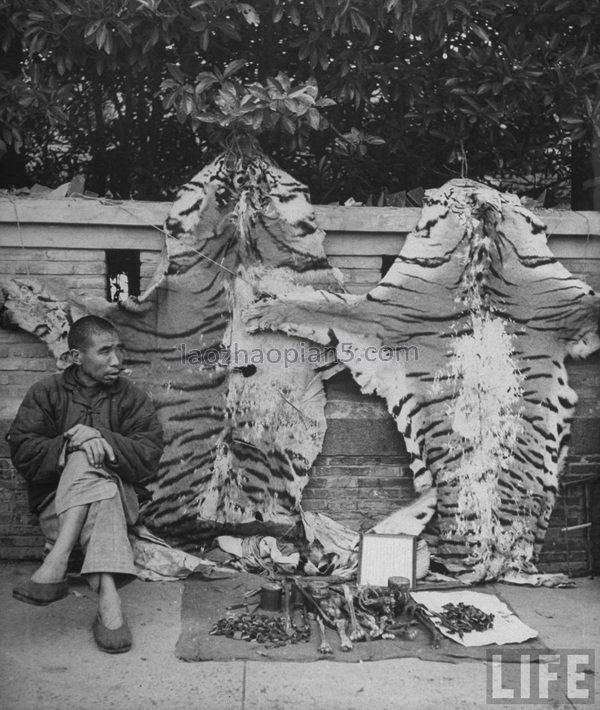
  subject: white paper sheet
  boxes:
[411,590,538,647]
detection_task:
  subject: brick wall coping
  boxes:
[1,196,599,233]
[1,197,599,258]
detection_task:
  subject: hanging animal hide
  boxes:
[244,179,600,582]
[1,154,342,547]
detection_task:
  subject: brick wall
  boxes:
[1,198,599,575]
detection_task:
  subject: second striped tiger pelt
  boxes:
[244,179,600,582]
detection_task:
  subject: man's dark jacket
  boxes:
[7,366,164,514]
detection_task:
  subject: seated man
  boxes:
[7,315,164,654]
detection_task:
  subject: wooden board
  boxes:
[1,197,599,237]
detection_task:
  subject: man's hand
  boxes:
[78,437,116,468]
[65,424,101,448]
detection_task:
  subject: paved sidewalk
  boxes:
[1,561,598,710]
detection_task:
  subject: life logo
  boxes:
[486,649,595,704]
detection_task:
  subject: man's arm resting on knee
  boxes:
[70,436,116,468]
[64,424,118,468]
[65,424,102,449]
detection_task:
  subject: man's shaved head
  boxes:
[68,316,118,351]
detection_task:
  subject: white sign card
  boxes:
[357,533,417,588]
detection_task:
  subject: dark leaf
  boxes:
[167,63,186,84]
[223,59,247,79]
[470,23,490,43]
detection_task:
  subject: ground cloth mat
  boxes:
[176,570,547,663]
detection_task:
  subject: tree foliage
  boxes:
[0,0,598,205]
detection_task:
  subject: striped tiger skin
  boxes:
[1,154,342,548]
[245,179,600,581]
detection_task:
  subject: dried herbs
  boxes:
[210,612,310,647]
[432,602,494,638]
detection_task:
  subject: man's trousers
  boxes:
[38,451,139,586]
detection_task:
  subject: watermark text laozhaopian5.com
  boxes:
[486,649,595,704]
[178,342,419,367]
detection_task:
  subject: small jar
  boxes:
[260,582,282,611]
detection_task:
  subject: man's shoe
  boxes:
[12,578,69,606]
[92,614,132,654]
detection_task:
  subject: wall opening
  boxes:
[105,250,141,302]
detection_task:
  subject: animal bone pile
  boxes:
[297,578,477,652]
[293,578,440,655]
[216,578,448,654]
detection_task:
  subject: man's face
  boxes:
[72,330,125,386]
